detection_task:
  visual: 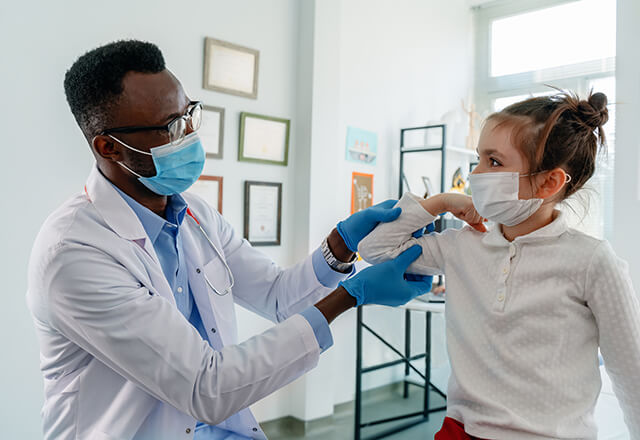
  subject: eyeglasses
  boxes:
[101,101,203,145]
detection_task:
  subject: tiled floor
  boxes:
[263,385,447,440]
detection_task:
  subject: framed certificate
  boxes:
[239,112,290,166]
[203,37,259,99]
[244,181,282,246]
[200,105,224,159]
[351,172,374,214]
[190,175,223,214]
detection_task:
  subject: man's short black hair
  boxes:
[64,40,166,140]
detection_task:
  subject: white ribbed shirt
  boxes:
[358,193,640,439]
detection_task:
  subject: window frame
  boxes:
[473,0,616,115]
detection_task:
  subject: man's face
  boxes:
[102,69,191,178]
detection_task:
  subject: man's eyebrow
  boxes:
[157,101,191,125]
[158,112,181,125]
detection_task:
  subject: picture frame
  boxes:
[345,126,378,165]
[351,172,374,214]
[200,105,225,159]
[244,181,282,246]
[190,175,223,214]
[203,37,259,99]
[239,112,290,166]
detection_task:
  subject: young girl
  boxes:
[358,92,640,439]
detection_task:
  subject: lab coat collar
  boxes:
[84,166,160,263]
[481,209,568,247]
[112,184,188,246]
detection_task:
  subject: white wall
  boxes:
[613,0,640,291]
[304,0,474,417]
[0,0,477,435]
[0,0,306,437]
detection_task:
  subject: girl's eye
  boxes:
[490,158,502,167]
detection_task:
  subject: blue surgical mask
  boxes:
[110,132,206,196]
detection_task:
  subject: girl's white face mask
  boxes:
[468,172,544,227]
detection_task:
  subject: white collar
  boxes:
[481,210,568,247]
[84,165,148,242]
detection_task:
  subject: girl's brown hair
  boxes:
[488,90,609,199]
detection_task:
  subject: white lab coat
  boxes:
[27,167,340,440]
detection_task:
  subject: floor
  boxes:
[262,384,447,440]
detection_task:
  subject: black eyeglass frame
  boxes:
[100,101,203,143]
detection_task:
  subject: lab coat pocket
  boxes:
[201,258,238,344]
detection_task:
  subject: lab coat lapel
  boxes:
[84,166,176,305]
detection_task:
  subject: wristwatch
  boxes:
[321,237,357,273]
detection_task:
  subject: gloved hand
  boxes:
[339,245,433,307]
[412,221,436,238]
[337,200,402,252]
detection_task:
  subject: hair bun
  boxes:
[578,92,609,129]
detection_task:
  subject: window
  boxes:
[490,0,616,77]
[474,0,617,240]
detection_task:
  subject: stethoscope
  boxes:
[84,185,234,296]
[186,208,234,296]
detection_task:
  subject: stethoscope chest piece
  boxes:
[187,208,235,297]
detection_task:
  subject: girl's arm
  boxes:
[358,192,485,276]
[586,241,640,437]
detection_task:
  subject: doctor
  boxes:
[26,40,432,440]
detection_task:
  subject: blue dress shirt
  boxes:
[113,186,335,438]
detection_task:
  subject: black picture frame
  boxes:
[244,181,282,246]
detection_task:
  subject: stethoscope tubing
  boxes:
[186,208,234,296]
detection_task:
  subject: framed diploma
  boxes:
[351,172,374,214]
[200,105,224,159]
[190,175,223,214]
[238,112,290,166]
[203,37,259,99]
[244,181,282,246]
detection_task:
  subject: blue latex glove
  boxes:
[336,200,402,252]
[339,245,433,307]
[411,221,436,239]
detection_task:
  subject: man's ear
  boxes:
[92,135,121,161]
[536,168,568,199]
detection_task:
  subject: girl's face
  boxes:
[471,119,539,200]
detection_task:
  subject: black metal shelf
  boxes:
[353,124,448,440]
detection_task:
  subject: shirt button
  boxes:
[497,294,505,302]
[252,427,258,432]
[211,328,217,333]
[186,428,191,434]
[177,287,183,293]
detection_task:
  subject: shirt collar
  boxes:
[111,184,188,245]
[481,209,568,247]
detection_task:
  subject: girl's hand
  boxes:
[422,193,487,233]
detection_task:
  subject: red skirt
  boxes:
[435,417,487,440]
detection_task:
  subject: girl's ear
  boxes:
[536,168,569,199]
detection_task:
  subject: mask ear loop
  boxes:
[107,135,153,156]
[107,135,153,179]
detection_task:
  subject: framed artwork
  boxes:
[244,181,282,246]
[239,112,290,166]
[190,175,223,214]
[200,105,225,159]
[351,172,374,214]
[345,126,378,165]
[203,37,259,99]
